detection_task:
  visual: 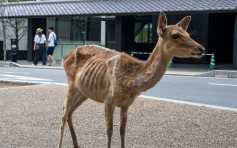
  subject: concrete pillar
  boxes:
[27,18,33,61]
[152,15,158,43]
[101,17,106,46]
[115,16,122,52]
[233,14,237,69]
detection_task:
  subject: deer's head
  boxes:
[157,12,205,58]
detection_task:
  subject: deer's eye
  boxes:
[172,34,180,39]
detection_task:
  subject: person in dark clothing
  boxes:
[33,28,47,65]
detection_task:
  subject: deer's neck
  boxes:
[137,38,172,92]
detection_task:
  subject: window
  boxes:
[85,16,101,45]
[71,16,86,45]
[46,16,115,60]
[134,16,152,43]
[135,22,152,43]
[57,17,70,41]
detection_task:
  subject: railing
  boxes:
[131,51,214,58]
[130,51,215,69]
[130,51,151,57]
[54,42,103,60]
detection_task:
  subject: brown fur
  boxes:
[58,12,204,148]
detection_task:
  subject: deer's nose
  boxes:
[198,46,205,53]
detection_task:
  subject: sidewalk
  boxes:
[167,64,211,76]
[16,60,63,70]
[167,63,236,76]
[2,60,237,77]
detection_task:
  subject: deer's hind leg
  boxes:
[58,86,87,148]
[105,101,115,148]
[120,107,128,148]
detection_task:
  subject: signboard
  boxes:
[11,39,17,62]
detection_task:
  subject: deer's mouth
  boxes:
[192,53,202,56]
[191,52,203,58]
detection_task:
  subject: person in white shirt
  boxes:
[47,27,57,66]
[33,28,47,65]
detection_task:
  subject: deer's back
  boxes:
[63,45,119,102]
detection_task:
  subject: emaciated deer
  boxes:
[59,12,205,148]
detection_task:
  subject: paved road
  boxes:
[0,67,237,109]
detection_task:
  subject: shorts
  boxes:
[47,46,55,55]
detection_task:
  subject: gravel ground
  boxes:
[0,84,237,148]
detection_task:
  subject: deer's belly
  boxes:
[75,58,109,103]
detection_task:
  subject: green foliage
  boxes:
[135,23,153,43]
[6,18,28,50]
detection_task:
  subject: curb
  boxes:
[165,73,199,76]
[0,62,23,67]
[22,66,63,70]
[0,80,41,85]
[0,61,63,70]
[198,70,237,78]
[10,62,24,67]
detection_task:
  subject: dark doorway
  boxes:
[208,13,235,63]
[28,18,47,61]
[0,41,3,60]
[133,16,155,60]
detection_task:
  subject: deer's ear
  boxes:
[176,16,191,31]
[157,11,167,35]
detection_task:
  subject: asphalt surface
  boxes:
[0,67,237,109]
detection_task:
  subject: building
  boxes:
[1,0,237,68]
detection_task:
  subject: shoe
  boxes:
[32,64,37,66]
[52,61,56,65]
[47,63,52,66]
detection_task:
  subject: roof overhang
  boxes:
[2,0,237,18]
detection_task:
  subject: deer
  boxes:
[58,11,205,148]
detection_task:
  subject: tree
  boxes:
[0,0,20,62]
[0,0,8,62]
[6,18,27,50]
[1,0,34,61]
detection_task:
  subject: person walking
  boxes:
[47,27,57,66]
[33,28,47,66]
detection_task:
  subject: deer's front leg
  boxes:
[105,102,115,148]
[58,88,75,148]
[120,107,128,148]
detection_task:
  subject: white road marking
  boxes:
[0,71,30,74]
[165,74,237,80]
[209,83,237,87]
[139,95,237,111]
[0,74,52,82]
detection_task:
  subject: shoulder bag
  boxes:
[35,36,42,50]
[53,33,58,47]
